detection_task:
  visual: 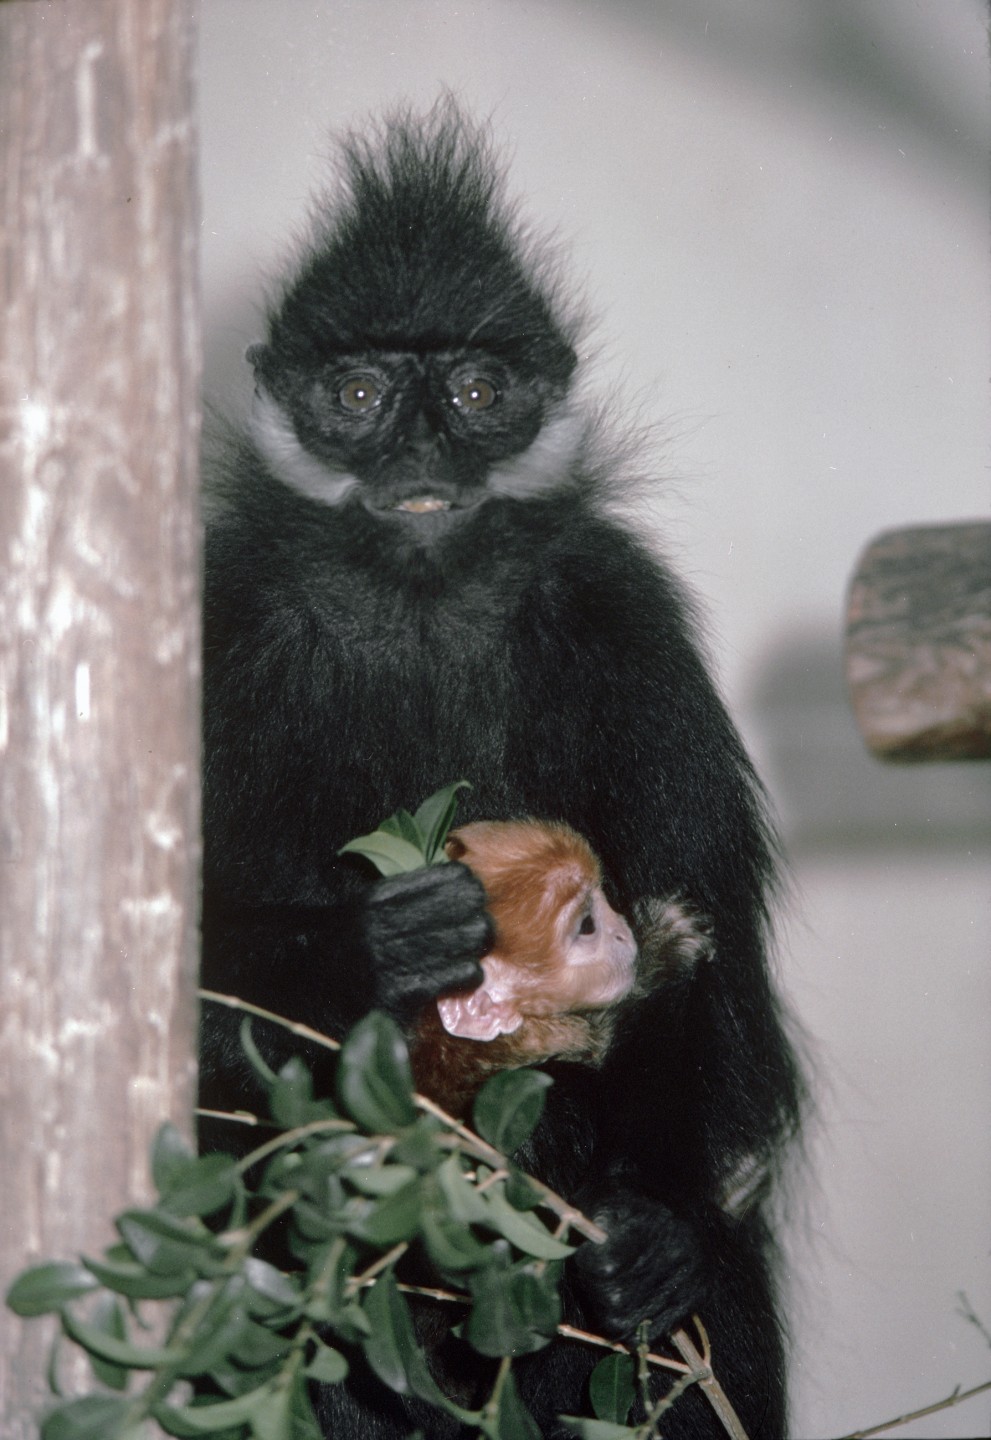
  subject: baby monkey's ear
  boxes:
[436,956,524,1041]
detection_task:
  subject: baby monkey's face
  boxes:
[549,882,637,1012]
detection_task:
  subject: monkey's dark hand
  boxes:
[362,863,493,1023]
[574,1192,708,1341]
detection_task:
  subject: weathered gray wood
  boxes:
[0,2,201,1431]
[845,522,991,761]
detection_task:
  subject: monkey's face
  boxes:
[435,879,637,1044]
[247,343,584,528]
[547,883,638,1013]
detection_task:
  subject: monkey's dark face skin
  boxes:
[200,101,802,1440]
[246,341,575,526]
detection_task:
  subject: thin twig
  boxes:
[670,1320,751,1440]
[199,988,343,1052]
[956,1291,991,1349]
[475,1167,509,1193]
[392,1285,694,1381]
[482,1356,514,1428]
[198,988,608,1243]
[556,1321,689,1377]
[836,1378,991,1439]
[642,1369,698,1436]
[196,1105,268,1127]
[232,1117,358,1177]
[345,1242,410,1297]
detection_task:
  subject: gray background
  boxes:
[197,4,991,1435]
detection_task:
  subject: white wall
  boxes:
[197,4,991,1435]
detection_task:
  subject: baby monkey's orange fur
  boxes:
[411,820,638,1116]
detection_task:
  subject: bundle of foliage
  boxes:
[7,785,739,1440]
[8,1006,697,1440]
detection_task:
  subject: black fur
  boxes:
[201,102,802,1438]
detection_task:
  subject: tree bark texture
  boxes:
[0,2,201,1432]
[845,522,991,761]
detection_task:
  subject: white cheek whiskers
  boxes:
[250,387,359,507]
[486,403,586,498]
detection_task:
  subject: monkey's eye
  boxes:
[451,377,498,412]
[338,374,383,413]
[578,912,596,937]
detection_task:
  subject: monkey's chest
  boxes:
[313,596,523,827]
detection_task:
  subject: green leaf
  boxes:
[82,1251,194,1300]
[493,1368,542,1440]
[250,1381,292,1440]
[473,1070,552,1155]
[343,1161,418,1196]
[206,1354,282,1402]
[61,1304,180,1369]
[284,1376,324,1440]
[5,1260,99,1317]
[335,1012,417,1133]
[305,1337,349,1384]
[83,1293,129,1391]
[156,1385,277,1435]
[338,830,427,876]
[379,809,426,850]
[116,1209,218,1277]
[480,1185,574,1261]
[558,1421,639,1439]
[344,1180,422,1246]
[465,1259,559,1358]
[152,1122,196,1193]
[240,1017,277,1086]
[413,780,471,863]
[509,1264,561,1342]
[361,1271,461,1414]
[290,1198,341,1249]
[315,1299,370,1344]
[360,1271,422,1398]
[300,1132,372,1173]
[159,1152,239,1219]
[422,1212,491,1274]
[269,1056,330,1129]
[41,1396,131,1440]
[301,1239,359,1324]
[390,1114,443,1171]
[176,1303,252,1379]
[229,1317,292,1368]
[504,1167,543,1212]
[435,1154,490,1225]
[419,1174,491,1273]
[243,1258,301,1317]
[588,1351,636,1424]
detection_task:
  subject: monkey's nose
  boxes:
[403,409,445,456]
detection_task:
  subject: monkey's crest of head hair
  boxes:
[268,100,580,385]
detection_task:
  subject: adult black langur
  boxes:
[200,100,804,1439]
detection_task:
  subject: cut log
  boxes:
[845,522,991,761]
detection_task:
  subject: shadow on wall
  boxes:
[752,630,991,854]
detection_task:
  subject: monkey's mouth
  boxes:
[393,495,453,514]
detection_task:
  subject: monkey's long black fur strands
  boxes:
[274,100,578,379]
[200,101,805,1439]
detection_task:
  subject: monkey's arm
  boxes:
[198,863,490,1119]
[201,863,490,1030]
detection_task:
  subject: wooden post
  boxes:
[845,522,991,761]
[0,2,201,1433]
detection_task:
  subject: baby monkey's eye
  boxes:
[451,377,498,412]
[338,374,383,412]
[578,912,596,936]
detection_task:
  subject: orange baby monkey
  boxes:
[410,819,638,1116]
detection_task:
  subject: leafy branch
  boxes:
[6,786,748,1438]
[7,1000,745,1440]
